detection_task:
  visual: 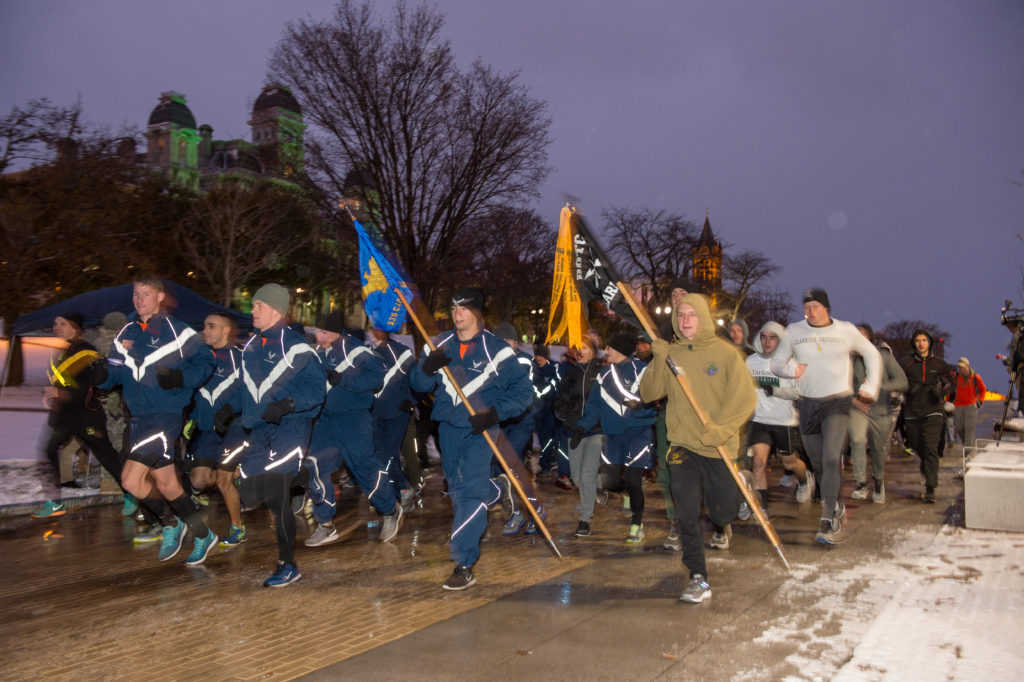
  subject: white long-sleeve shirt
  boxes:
[747,352,799,426]
[771,318,882,401]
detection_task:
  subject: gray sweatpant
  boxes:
[569,434,604,522]
[800,399,850,522]
[953,404,979,447]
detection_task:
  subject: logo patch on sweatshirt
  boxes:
[704,362,719,377]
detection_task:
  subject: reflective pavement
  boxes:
[1,421,1009,681]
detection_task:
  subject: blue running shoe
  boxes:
[502,511,525,535]
[120,493,138,517]
[31,500,66,519]
[524,505,547,535]
[185,530,218,566]
[263,562,302,588]
[219,525,247,547]
[157,520,187,561]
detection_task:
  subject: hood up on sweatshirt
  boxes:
[670,293,719,347]
[753,321,787,357]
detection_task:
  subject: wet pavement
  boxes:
[2,405,1022,681]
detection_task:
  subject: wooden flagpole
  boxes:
[395,289,563,560]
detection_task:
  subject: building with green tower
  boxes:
[144,84,305,191]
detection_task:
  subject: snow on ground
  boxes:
[0,459,106,508]
[833,526,1024,681]
[733,525,1024,682]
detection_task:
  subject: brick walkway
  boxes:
[0,472,654,681]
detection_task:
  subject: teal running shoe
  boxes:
[31,500,66,519]
[185,530,218,566]
[157,520,187,561]
[120,494,139,517]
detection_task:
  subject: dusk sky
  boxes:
[2,0,1022,386]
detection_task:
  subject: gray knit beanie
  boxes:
[252,283,290,317]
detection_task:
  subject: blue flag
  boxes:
[353,218,412,332]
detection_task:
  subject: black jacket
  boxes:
[48,338,105,429]
[899,330,953,419]
[553,358,603,434]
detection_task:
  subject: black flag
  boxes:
[570,210,643,330]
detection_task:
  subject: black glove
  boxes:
[262,397,295,425]
[214,404,237,435]
[569,428,584,450]
[624,399,644,410]
[399,399,416,414]
[422,349,452,375]
[156,365,184,390]
[327,369,342,386]
[91,359,109,385]
[468,407,499,434]
[762,385,774,397]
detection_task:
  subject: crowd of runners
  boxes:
[29,275,993,601]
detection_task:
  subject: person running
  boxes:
[574,332,655,542]
[530,344,560,479]
[492,321,536,535]
[639,294,756,603]
[771,288,881,544]
[744,321,813,514]
[849,324,908,504]
[95,277,218,565]
[181,313,248,547]
[368,325,419,506]
[300,311,403,548]
[951,357,986,447]
[655,278,703,550]
[553,336,604,521]
[409,288,533,590]
[729,318,756,356]
[899,329,954,504]
[237,284,326,587]
[31,312,126,519]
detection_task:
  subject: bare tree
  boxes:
[602,206,699,307]
[882,320,952,361]
[720,249,782,321]
[0,98,90,174]
[176,178,320,306]
[441,207,555,333]
[736,288,796,334]
[1,108,182,338]
[269,0,552,309]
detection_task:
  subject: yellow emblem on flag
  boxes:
[362,257,389,299]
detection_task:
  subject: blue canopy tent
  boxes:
[2,279,251,395]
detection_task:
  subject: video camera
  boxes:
[1001,300,1024,327]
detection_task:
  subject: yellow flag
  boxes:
[546,205,587,348]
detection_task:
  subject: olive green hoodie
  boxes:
[638,294,756,459]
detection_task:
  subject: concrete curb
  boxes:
[0,493,123,519]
